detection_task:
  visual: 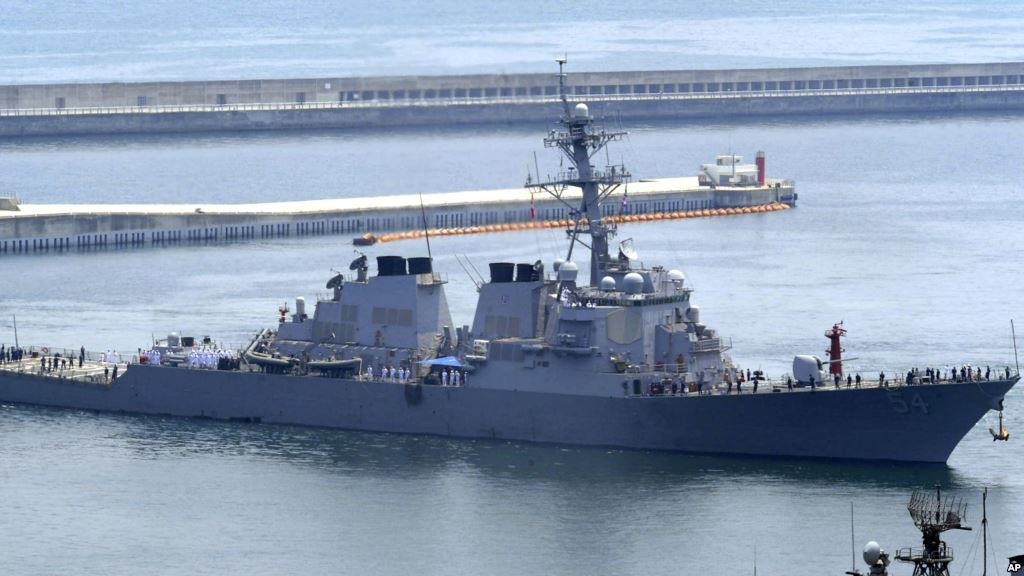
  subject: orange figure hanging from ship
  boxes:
[825,321,847,377]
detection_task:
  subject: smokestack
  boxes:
[756,150,765,186]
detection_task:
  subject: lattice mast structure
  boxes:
[526,57,631,286]
[896,486,971,576]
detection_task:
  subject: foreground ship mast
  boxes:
[526,57,631,286]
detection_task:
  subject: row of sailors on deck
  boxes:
[0,345,26,363]
[187,348,235,369]
[101,350,121,364]
[365,365,412,383]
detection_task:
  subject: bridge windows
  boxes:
[893,78,906,88]
[662,83,677,93]
[604,85,617,95]
[484,87,497,97]
[590,85,602,95]
[921,78,934,87]
[779,81,792,90]
[865,79,878,88]
[907,78,920,87]
[529,86,542,96]
[808,80,820,89]
[949,77,963,86]
[964,76,977,85]
[516,87,528,96]
[469,88,482,98]
[574,86,586,95]
[392,90,406,99]
[633,84,647,94]
[137,95,148,106]
[977,76,990,85]
[544,85,557,95]
[648,83,662,93]
[794,80,806,90]
[408,89,420,99]
[1007,75,1019,84]
[296,92,307,103]
[734,82,747,91]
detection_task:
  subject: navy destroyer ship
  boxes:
[0,60,1016,463]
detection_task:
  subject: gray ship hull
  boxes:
[0,365,1014,463]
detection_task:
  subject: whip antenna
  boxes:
[1012,319,1020,376]
[418,189,432,259]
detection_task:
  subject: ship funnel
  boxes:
[376,255,407,276]
[489,262,515,283]
[756,150,765,186]
[515,263,536,282]
[408,257,433,274]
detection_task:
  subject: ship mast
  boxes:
[526,57,631,286]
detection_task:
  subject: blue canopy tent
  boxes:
[417,356,464,368]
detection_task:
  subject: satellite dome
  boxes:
[558,260,579,282]
[553,258,565,272]
[573,103,589,118]
[600,276,617,291]
[623,272,643,294]
[667,269,685,284]
[863,542,881,565]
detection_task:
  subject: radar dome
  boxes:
[623,272,644,294]
[600,276,617,291]
[573,103,589,118]
[863,542,881,565]
[553,258,565,272]
[667,269,685,282]
[558,261,579,282]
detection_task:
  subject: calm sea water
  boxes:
[2,2,1024,575]
[3,0,1024,83]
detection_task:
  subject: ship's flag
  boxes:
[530,192,536,220]
[622,184,629,209]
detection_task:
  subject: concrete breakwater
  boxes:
[3,62,1024,136]
[0,177,795,256]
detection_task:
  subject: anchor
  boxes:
[989,409,1010,441]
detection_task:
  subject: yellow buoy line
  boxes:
[357,202,791,245]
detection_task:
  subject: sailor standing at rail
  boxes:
[441,369,449,387]
[366,365,373,381]
[452,370,460,387]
